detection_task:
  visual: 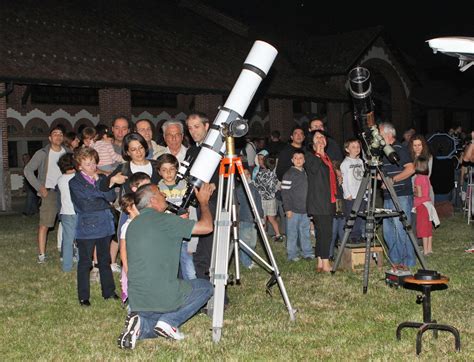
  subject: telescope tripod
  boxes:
[208,135,296,343]
[331,161,427,293]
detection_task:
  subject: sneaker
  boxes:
[154,320,185,340]
[304,255,315,261]
[111,263,122,273]
[117,313,141,349]
[247,262,256,270]
[465,246,474,253]
[289,257,301,262]
[90,267,100,283]
[37,254,46,264]
[273,235,284,242]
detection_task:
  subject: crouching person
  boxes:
[118,183,214,349]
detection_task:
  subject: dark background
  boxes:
[205,1,474,86]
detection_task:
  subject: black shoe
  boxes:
[104,293,120,301]
[79,299,91,307]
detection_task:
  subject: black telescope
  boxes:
[348,67,399,164]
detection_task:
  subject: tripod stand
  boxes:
[208,135,296,342]
[331,160,427,293]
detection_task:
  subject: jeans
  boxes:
[180,241,196,280]
[238,221,257,268]
[383,196,416,267]
[61,214,77,272]
[77,235,116,301]
[286,213,313,260]
[343,199,365,240]
[137,278,213,339]
[330,217,345,259]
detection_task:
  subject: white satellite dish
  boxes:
[427,36,474,71]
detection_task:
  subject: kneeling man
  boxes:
[118,183,214,349]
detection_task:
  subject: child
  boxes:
[81,127,96,147]
[56,153,78,272]
[118,193,140,305]
[235,168,264,269]
[340,138,365,243]
[69,147,118,306]
[255,155,283,242]
[281,150,314,261]
[156,153,198,280]
[413,157,439,255]
[92,124,123,173]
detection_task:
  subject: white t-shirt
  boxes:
[45,149,66,188]
[120,218,132,240]
[130,162,153,177]
[340,156,364,199]
[165,145,188,163]
[57,173,76,215]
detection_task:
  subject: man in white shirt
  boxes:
[24,126,67,263]
[162,120,187,163]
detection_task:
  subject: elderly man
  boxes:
[163,120,188,163]
[117,183,214,349]
[379,122,416,269]
[24,126,67,263]
[112,116,132,154]
[135,118,167,160]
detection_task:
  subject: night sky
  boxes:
[205,1,474,85]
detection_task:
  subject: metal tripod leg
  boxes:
[238,166,296,321]
[211,173,235,342]
[378,167,427,270]
[332,168,372,273]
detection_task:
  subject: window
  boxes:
[8,141,18,168]
[27,141,44,156]
[132,90,178,108]
[31,85,99,105]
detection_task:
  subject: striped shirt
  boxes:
[92,140,123,167]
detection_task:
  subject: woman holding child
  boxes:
[305,130,337,272]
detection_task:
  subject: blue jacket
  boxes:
[69,172,116,239]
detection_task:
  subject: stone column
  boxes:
[0,83,12,211]
[194,94,223,119]
[268,98,293,141]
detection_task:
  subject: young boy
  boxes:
[340,138,365,243]
[255,155,283,242]
[281,150,314,261]
[56,153,78,272]
[235,168,264,269]
[156,154,197,280]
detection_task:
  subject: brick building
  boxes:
[1,0,472,211]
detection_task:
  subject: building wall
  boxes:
[1,83,12,211]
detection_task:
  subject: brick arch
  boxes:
[7,118,24,137]
[50,118,73,133]
[74,118,95,133]
[361,58,411,132]
[25,118,49,137]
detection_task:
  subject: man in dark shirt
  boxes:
[267,130,286,156]
[276,125,305,181]
[379,122,416,269]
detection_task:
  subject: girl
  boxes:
[92,124,123,174]
[413,157,437,255]
[69,147,118,306]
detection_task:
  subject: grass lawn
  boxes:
[0,212,472,360]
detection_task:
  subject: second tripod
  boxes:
[331,161,427,293]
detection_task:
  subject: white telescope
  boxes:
[427,36,474,71]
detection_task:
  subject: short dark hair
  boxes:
[119,193,135,214]
[156,153,179,170]
[95,124,113,140]
[291,125,305,135]
[122,133,149,161]
[186,112,209,126]
[57,153,76,173]
[271,130,280,138]
[81,126,96,140]
[292,149,305,157]
[112,116,132,130]
[343,138,361,155]
[264,155,277,170]
[129,172,151,189]
[414,156,429,175]
[49,125,65,135]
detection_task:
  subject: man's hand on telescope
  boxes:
[195,183,214,206]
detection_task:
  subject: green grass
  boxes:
[0,213,472,360]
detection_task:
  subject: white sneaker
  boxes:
[154,320,185,340]
[117,313,141,349]
[37,254,46,264]
[111,263,122,273]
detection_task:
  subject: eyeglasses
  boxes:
[165,133,183,139]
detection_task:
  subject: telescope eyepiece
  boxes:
[348,67,372,99]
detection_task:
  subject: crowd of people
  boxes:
[22,112,474,349]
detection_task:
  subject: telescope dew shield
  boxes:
[188,41,278,186]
